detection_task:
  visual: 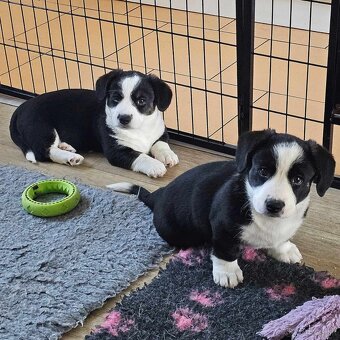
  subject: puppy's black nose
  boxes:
[118,114,132,126]
[265,199,285,215]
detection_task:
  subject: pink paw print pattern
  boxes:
[266,284,296,301]
[189,290,223,307]
[313,272,340,289]
[242,246,266,262]
[96,311,134,337]
[174,248,207,266]
[172,307,208,333]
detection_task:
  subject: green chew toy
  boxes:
[22,179,80,217]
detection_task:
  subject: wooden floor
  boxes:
[0,98,339,339]
[1,0,340,172]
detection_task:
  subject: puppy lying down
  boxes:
[9,70,178,178]
[109,129,335,288]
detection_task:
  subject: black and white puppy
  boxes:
[9,70,178,177]
[108,129,335,288]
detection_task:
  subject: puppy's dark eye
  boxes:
[292,176,303,186]
[112,97,121,103]
[258,167,270,178]
[110,93,122,103]
[137,98,145,106]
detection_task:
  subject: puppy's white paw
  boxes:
[154,149,179,167]
[211,256,243,288]
[58,142,76,153]
[67,153,84,166]
[267,241,302,264]
[132,154,167,178]
[151,141,179,168]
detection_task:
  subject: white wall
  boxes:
[128,0,331,33]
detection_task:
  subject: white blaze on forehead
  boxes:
[274,142,304,175]
[105,74,143,130]
[120,75,141,99]
[247,141,304,218]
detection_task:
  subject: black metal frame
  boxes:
[239,0,339,189]
[0,0,338,187]
[323,0,340,188]
[236,0,255,136]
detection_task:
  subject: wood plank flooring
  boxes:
[0,100,339,339]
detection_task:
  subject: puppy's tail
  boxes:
[107,182,154,210]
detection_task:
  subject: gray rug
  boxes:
[0,165,171,340]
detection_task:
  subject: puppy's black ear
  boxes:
[96,69,123,101]
[147,74,172,111]
[235,129,276,172]
[308,140,335,197]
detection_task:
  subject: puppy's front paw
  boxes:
[145,159,167,178]
[212,256,243,288]
[67,153,84,166]
[151,141,179,167]
[154,149,179,168]
[132,154,167,178]
[267,241,302,264]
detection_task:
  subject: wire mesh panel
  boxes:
[0,0,241,150]
[0,0,338,176]
[251,0,331,145]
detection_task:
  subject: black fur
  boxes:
[9,70,173,171]
[122,130,335,264]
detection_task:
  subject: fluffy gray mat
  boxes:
[0,165,171,340]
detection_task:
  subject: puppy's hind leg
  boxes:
[49,130,84,166]
[49,147,84,166]
[58,142,76,153]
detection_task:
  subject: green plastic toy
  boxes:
[22,179,80,217]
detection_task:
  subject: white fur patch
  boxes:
[150,141,179,167]
[131,153,166,178]
[247,142,304,217]
[241,195,310,249]
[25,151,37,163]
[106,182,133,193]
[58,142,76,153]
[109,111,165,154]
[105,75,165,154]
[49,147,84,166]
[48,130,84,166]
[267,241,303,263]
[211,255,243,288]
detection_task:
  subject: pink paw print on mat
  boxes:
[96,311,134,336]
[313,272,340,289]
[242,246,266,262]
[189,290,223,307]
[172,307,208,333]
[266,284,296,301]
[174,248,206,266]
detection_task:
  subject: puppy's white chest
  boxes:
[240,214,304,249]
[111,114,165,154]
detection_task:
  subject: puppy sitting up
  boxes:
[108,129,335,288]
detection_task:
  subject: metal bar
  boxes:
[267,0,274,127]
[323,0,340,150]
[285,0,293,132]
[217,0,225,143]
[0,18,12,86]
[236,0,255,135]
[43,0,58,90]
[303,1,313,139]
[168,129,236,156]
[0,84,36,99]
[69,0,82,88]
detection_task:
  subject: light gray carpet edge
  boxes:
[0,165,172,340]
